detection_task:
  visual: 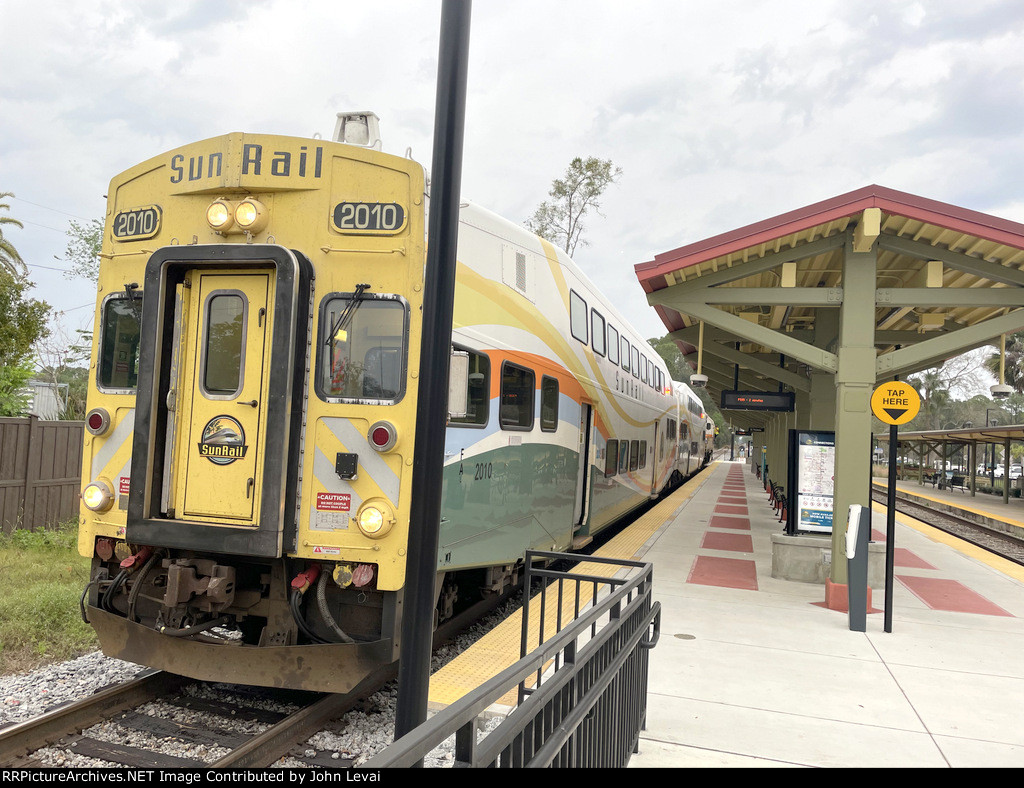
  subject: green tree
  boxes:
[61,218,103,282]
[0,359,35,416]
[526,157,621,256]
[0,270,51,415]
[983,331,1024,392]
[647,333,729,447]
[0,192,28,279]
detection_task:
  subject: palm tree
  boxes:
[0,192,28,279]
[983,332,1024,392]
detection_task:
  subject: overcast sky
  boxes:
[4,0,1024,356]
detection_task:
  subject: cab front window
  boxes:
[97,295,142,391]
[318,293,408,403]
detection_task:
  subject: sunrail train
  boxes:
[78,113,711,692]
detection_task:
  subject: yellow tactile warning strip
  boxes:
[427,462,720,710]
[870,501,1024,583]
[872,480,1024,529]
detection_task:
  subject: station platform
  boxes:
[873,475,1024,535]
[632,461,1024,768]
[430,460,1024,767]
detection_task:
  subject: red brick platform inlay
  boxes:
[688,555,759,590]
[708,516,750,530]
[898,575,1012,616]
[894,548,936,570]
[701,531,754,552]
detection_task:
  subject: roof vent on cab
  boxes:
[333,112,382,150]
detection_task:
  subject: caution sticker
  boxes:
[871,381,921,425]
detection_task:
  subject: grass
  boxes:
[0,519,98,677]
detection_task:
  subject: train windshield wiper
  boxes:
[325,283,370,347]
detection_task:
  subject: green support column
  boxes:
[831,235,877,585]
[808,371,836,431]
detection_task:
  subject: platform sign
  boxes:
[871,382,921,426]
[786,430,836,535]
[872,381,918,633]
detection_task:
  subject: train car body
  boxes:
[78,118,709,691]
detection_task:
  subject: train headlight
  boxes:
[355,499,395,539]
[206,200,235,232]
[82,480,114,512]
[234,199,268,234]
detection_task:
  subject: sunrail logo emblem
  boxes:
[197,416,248,465]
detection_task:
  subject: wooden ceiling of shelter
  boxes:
[654,212,1024,340]
[635,186,1024,405]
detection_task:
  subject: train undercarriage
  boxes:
[84,547,522,693]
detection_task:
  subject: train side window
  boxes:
[639,440,647,469]
[621,337,631,372]
[629,440,640,471]
[202,293,246,397]
[631,346,640,378]
[500,362,535,430]
[540,375,559,432]
[605,439,619,477]
[97,295,142,392]
[319,293,408,404]
[449,349,490,426]
[641,355,648,384]
[569,290,588,344]
[608,326,619,365]
[591,310,606,356]
[619,440,629,473]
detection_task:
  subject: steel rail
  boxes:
[0,670,189,766]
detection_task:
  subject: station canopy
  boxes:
[634,185,1024,422]
[874,423,1024,447]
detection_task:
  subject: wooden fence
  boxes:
[0,416,84,533]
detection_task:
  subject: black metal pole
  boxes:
[884,422,897,632]
[394,0,472,751]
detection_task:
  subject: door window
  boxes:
[202,293,246,397]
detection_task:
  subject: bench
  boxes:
[947,474,966,492]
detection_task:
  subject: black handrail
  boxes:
[365,551,660,768]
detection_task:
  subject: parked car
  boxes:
[1011,465,1023,479]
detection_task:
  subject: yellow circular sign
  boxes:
[871,381,921,425]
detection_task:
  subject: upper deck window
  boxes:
[569,290,588,344]
[318,293,408,404]
[97,295,142,392]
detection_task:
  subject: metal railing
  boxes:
[366,550,660,768]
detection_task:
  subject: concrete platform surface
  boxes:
[628,461,1024,768]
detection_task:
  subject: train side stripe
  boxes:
[91,409,135,480]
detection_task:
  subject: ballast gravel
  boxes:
[0,598,518,768]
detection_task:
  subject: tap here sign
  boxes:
[871,382,922,426]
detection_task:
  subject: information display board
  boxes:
[721,390,795,412]
[786,430,836,535]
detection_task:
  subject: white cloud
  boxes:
[3,0,1024,344]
